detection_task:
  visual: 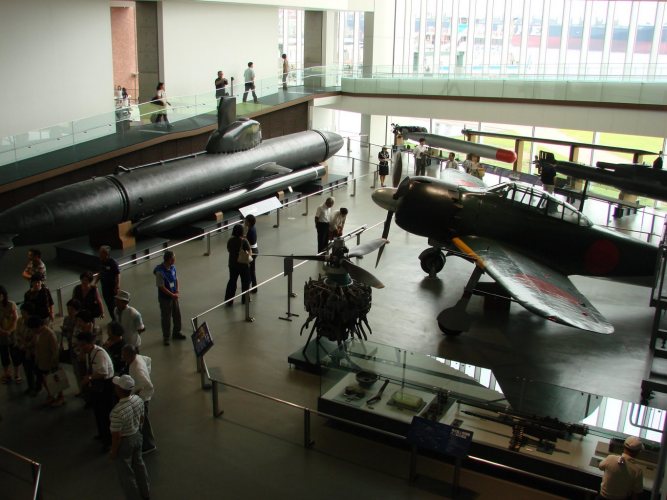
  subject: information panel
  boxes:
[407,417,473,459]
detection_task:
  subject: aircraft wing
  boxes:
[440,169,487,189]
[452,235,614,334]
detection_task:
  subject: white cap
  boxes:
[112,374,135,391]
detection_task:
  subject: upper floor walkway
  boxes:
[2,64,666,191]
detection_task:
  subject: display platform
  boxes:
[315,339,660,496]
[55,236,169,269]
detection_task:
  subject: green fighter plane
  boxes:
[372,171,658,335]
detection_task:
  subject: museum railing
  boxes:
[0,67,345,183]
[3,62,666,185]
[356,62,667,82]
[0,446,41,500]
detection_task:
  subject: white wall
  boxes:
[0,0,113,138]
[160,2,281,99]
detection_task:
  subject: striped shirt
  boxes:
[110,395,144,436]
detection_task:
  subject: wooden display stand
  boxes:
[89,221,135,249]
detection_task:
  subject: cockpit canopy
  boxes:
[486,182,592,227]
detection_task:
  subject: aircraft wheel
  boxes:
[419,248,446,275]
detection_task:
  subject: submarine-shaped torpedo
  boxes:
[0,97,343,249]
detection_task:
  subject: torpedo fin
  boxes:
[0,234,16,252]
[255,162,292,175]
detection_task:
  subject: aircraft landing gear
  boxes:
[419,247,446,278]
[437,266,484,336]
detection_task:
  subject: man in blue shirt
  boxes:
[154,251,185,346]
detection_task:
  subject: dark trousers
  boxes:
[316,222,330,253]
[91,379,114,445]
[415,157,426,176]
[102,287,116,321]
[225,264,250,304]
[243,82,257,103]
[142,401,156,451]
[114,431,150,499]
[23,357,36,391]
[249,248,258,288]
[0,344,11,368]
[158,295,181,339]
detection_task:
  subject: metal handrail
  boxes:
[628,402,665,433]
[204,372,599,497]
[0,446,41,500]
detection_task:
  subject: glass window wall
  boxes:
[389,0,667,80]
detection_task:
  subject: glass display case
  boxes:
[311,339,662,493]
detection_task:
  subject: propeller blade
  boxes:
[392,151,403,188]
[394,175,411,200]
[375,211,393,267]
[262,254,327,261]
[347,238,387,258]
[341,260,384,289]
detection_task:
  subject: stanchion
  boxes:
[351,178,356,197]
[211,378,223,418]
[56,288,63,317]
[371,170,377,189]
[205,232,211,256]
[199,355,211,390]
[304,408,314,448]
[244,292,254,322]
[302,196,309,216]
[279,257,299,321]
[274,207,280,228]
[350,158,355,176]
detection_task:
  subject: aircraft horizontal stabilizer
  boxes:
[452,236,614,334]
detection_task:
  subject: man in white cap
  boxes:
[122,344,156,454]
[598,435,644,500]
[114,290,145,349]
[110,374,150,500]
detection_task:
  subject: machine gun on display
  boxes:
[461,405,588,454]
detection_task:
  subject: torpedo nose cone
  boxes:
[319,131,344,156]
[372,188,399,211]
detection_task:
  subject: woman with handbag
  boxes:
[72,271,104,322]
[224,224,252,306]
[30,315,63,407]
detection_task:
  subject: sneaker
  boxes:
[163,339,170,346]
[142,446,157,455]
[172,333,186,340]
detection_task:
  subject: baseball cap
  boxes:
[112,375,135,391]
[624,436,643,452]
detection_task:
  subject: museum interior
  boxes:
[2,1,667,499]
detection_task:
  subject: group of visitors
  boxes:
[2,244,155,499]
[314,197,348,253]
[224,215,259,306]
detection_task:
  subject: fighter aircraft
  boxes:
[0,97,343,250]
[372,173,658,335]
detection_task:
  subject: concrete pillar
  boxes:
[136,1,159,103]
[304,11,335,88]
[515,139,525,173]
